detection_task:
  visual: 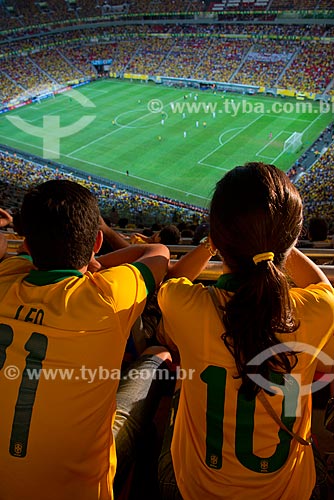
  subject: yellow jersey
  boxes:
[0,255,152,500]
[158,276,334,500]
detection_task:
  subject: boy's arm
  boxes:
[93,244,170,287]
[99,217,130,249]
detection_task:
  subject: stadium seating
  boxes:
[0,150,206,227]
[1,22,333,105]
[0,2,333,228]
[279,42,334,94]
[270,0,318,9]
[0,8,334,496]
[296,142,334,233]
[231,39,299,88]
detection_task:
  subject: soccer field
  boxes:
[0,79,332,208]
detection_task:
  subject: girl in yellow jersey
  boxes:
[157,162,334,500]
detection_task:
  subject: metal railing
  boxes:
[174,260,334,283]
[4,239,334,283]
[168,246,334,283]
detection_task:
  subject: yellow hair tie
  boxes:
[253,252,274,265]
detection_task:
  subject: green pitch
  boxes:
[0,79,332,208]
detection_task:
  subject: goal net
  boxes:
[283,132,303,153]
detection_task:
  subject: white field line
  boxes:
[271,112,323,165]
[256,130,290,156]
[67,154,209,200]
[67,95,185,156]
[255,130,292,160]
[271,115,311,123]
[197,114,264,168]
[0,133,208,201]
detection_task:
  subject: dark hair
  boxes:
[192,222,209,245]
[210,162,303,398]
[21,180,100,270]
[308,217,328,242]
[118,217,128,228]
[159,224,181,245]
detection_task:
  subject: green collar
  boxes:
[215,273,241,292]
[18,253,33,261]
[25,269,83,285]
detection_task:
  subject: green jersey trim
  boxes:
[24,269,83,285]
[132,262,155,295]
[215,273,241,292]
[17,254,33,262]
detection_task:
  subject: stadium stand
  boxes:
[270,0,318,9]
[0,3,334,498]
[0,55,55,102]
[194,38,254,83]
[0,4,332,224]
[279,42,334,95]
[296,142,334,233]
[231,39,298,88]
[126,37,180,77]
[0,21,332,100]
[0,149,207,226]
[28,49,84,84]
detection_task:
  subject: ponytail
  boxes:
[222,260,298,399]
[210,162,303,399]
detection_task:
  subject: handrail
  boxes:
[168,245,334,258]
[4,241,334,283]
[169,260,334,284]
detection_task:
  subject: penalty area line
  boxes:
[68,154,209,201]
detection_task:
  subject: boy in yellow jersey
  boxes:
[0,179,170,500]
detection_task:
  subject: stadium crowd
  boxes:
[296,142,334,233]
[126,37,178,77]
[0,0,205,32]
[29,49,84,84]
[0,3,334,500]
[1,22,333,106]
[0,150,207,228]
[194,38,253,83]
[2,129,334,244]
[232,39,298,88]
[279,42,334,94]
[1,0,332,34]
[0,55,56,102]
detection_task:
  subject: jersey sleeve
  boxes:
[0,254,33,276]
[290,282,334,351]
[158,277,197,346]
[132,262,155,295]
[90,263,151,337]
